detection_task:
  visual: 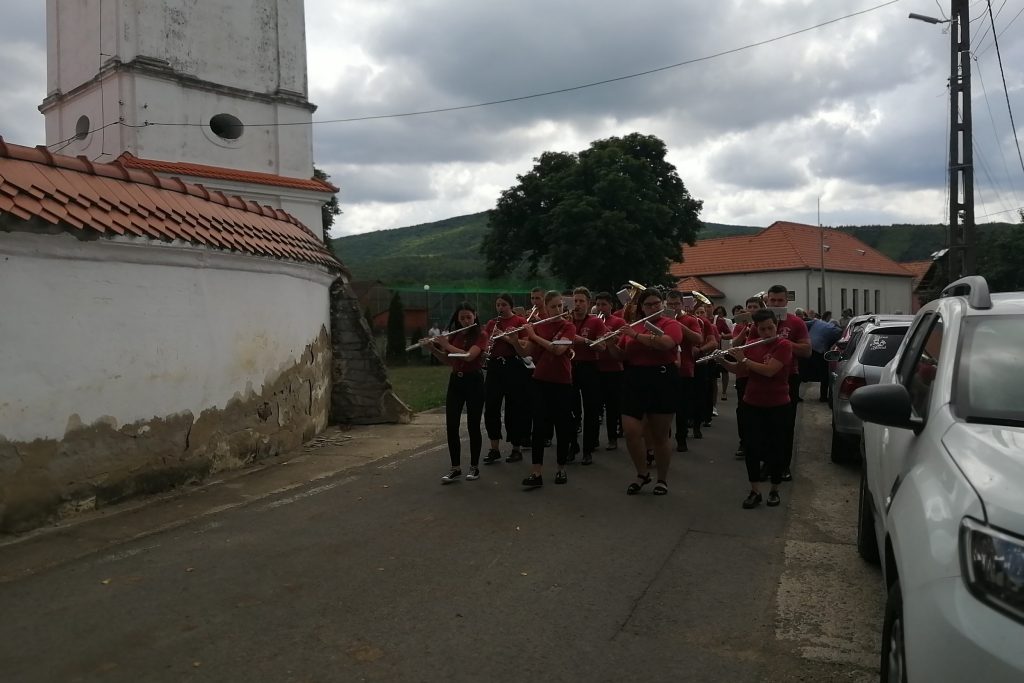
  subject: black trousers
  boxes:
[446,371,485,467]
[598,370,623,442]
[484,358,528,446]
[571,361,602,454]
[674,375,695,443]
[531,380,574,466]
[694,363,714,424]
[735,377,749,448]
[744,403,789,485]
[782,374,801,471]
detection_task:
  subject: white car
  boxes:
[851,275,1024,682]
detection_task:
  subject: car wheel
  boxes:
[857,467,880,564]
[881,581,908,683]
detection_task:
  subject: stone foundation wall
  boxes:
[329,279,411,425]
[0,329,332,534]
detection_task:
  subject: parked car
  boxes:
[826,314,895,392]
[824,316,914,462]
[851,276,1024,682]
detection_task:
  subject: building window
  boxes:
[841,288,847,311]
[209,113,244,140]
[864,289,871,313]
[818,287,824,313]
[875,290,881,313]
[75,115,90,141]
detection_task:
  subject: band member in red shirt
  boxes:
[600,288,684,496]
[737,284,810,481]
[666,290,704,452]
[731,296,766,459]
[716,308,793,508]
[692,302,719,436]
[422,303,489,484]
[568,287,608,465]
[515,290,576,488]
[481,294,528,464]
[594,292,626,450]
[712,305,732,402]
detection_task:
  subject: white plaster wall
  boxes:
[692,271,912,316]
[0,232,333,443]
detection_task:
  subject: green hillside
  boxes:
[332,213,1015,288]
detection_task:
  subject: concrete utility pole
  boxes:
[948,0,976,277]
[910,2,976,279]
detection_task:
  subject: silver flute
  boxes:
[405,323,477,352]
[695,335,778,364]
[587,308,668,347]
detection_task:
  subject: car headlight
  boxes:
[960,517,1024,624]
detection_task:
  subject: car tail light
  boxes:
[838,376,866,400]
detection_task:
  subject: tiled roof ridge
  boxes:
[117,152,340,193]
[769,221,813,269]
[0,137,340,271]
[0,138,323,240]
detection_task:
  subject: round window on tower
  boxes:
[209,113,244,140]
[75,115,90,141]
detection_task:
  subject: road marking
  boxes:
[96,544,161,564]
[377,443,446,469]
[258,476,358,511]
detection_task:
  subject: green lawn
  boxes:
[387,364,450,412]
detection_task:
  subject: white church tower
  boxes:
[39,0,332,237]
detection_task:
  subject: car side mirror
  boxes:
[823,350,842,362]
[850,384,922,433]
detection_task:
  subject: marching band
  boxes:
[416,280,808,508]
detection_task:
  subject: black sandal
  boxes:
[652,480,668,496]
[626,473,652,495]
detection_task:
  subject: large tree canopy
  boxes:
[482,133,703,292]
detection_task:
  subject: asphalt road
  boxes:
[0,395,883,682]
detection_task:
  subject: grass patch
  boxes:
[388,364,450,413]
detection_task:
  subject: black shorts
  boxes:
[621,364,679,419]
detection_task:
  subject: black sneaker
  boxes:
[742,491,762,509]
[675,439,688,453]
[483,449,501,464]
[522,473,543,488]
[781,469,793,482]
[766,490,781,507]
[702,420,712,427]
[581,453,593,466]
[692,427,703,439]
[466,467,480,481]
[555,470,568,485]
[734,446,746,459]
[505,449,523,463]
[441,468,462,484]
[605,440,618,451]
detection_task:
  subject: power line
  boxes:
[976,3,1024,56]
[984,0,1024,181]
[137,0,901,129]
[974,56,1020,209]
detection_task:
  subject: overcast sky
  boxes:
[3,1,1024,236]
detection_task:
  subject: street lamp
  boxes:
[423,284,430,327]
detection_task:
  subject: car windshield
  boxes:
[859,329,907,367]
[955,315,1024,425]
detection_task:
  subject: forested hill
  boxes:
[330,212,1012,287]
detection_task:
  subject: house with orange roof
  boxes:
[900,259,940,312]
[670,221,914,316]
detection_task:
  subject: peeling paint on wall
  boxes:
[0,328,331,534]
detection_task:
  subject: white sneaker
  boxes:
[712,407,719,416]
[441,468,462,483]
[466,467,480,480]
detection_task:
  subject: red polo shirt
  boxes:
[448,328,488,374]
[618,315,683,367]
[747,313,808,376]
[596,315,626,372]
[570,314,607,363]
[676,313,703,378]
[741,338,793,407]
[483,315,526,359]
[532,319,576,384]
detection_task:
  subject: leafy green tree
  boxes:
[977,224,1024,292]
[314,166,342,234]
[385,292,406,365]
[482,133,703,292]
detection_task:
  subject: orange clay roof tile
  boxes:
[116,153,339,193]
[670,221,912,279]
[0,137,339,270]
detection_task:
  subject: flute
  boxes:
[405,323,478,352]
[587,308,668,347]
[695,336,778,364]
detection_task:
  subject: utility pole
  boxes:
[910,2,976,279]
[948,0,975,277]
